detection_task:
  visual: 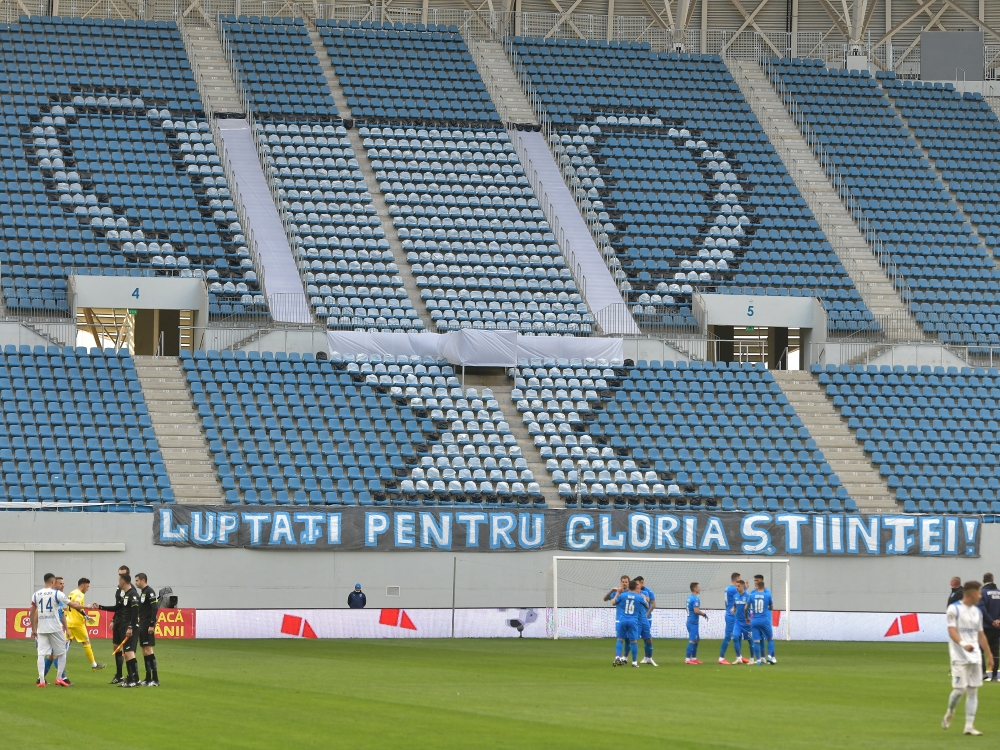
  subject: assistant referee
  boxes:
[135,573,160,686]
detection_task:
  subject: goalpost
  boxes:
[552,556,791,641]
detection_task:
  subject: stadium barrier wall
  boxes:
[0,513,998,616]
[0,607,948,642]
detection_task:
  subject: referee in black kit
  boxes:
[135,573,160,686]
[980,573,1000,682]
[116,573,142,688]
[96,564,131,684]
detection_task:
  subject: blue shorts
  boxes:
[751,621,773,642]
[617,619,639,640]
[686,620,700,642]
[723,616,736,639]
[735,622,752,640]
[639,617,651,640]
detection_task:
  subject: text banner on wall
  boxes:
[4,607,196,639]
[153,507,981,557]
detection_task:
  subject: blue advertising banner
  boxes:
[153,507,981,557]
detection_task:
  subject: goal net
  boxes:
[551,556,790,640]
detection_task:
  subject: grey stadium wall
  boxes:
[0,511,997,615]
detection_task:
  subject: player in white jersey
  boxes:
[943,580,994,736]
[29,572,87,688]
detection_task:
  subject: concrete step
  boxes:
[730,59,923,342]
[462,370,559,508]
[771,370,896,511]
[181,23,242,115]
[135,356,224,505]
[471,41,538,125]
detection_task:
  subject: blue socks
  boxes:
[686,641,699,659]
[630,642,638,662]
[615,640,624,658]
[719,636,732,659]
[644,640,653,658]
[768,640,775,658]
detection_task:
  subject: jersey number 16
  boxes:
[625,600,635,615]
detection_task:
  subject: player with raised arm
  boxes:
[135,573,160,686]
[685,582,708,665]
[94,565,130,684]
[633,575,657,666]
[604,575,629,603]
[719,571,741,665]
[944,580,994,735]
[29,573,86,687]
[612,579,648,668]
[749,575,775,665]
[731,579,753,664]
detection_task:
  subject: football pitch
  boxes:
[0,638,993,749]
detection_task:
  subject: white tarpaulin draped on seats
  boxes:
[326,331,442,358]
[514,335,622,362]
[217,119,313,324]
[437,330,518,367]
[327,330,623,365]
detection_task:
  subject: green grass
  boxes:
[0,638,993,748]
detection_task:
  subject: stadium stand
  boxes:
[508,39,873,333]
[363,125,592,334]
[514,358,851,511]
[221,16,424,331]
[0,16,265,318]
[768,60,1000,347]
[321,22,592,334]
[220,16,336,120]
[880,77,1000,346]
[187,349,544,506]
[317,21,500,127]
[814,363,1000,515]
[0,345,170,505]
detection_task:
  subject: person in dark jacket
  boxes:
[979,573,1000,681]
[948,577,964,607]
[347,583,367,609]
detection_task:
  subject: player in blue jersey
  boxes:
[718,571,741,665]
[604,575,629,605]
[731,579,753,664]
[633,576,658,666]
[611,579,649,668]
[749,574,776,665]
[685,582,708,665]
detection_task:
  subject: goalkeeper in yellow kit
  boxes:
[66,578,105,672]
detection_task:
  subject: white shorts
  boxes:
[952,661,984,689]
[36,632,67,657]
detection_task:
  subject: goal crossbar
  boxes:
[552,555,791,640]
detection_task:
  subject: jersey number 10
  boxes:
[754,599,765,614]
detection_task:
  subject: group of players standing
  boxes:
[605,571,777,667]
[28,563,161,688]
